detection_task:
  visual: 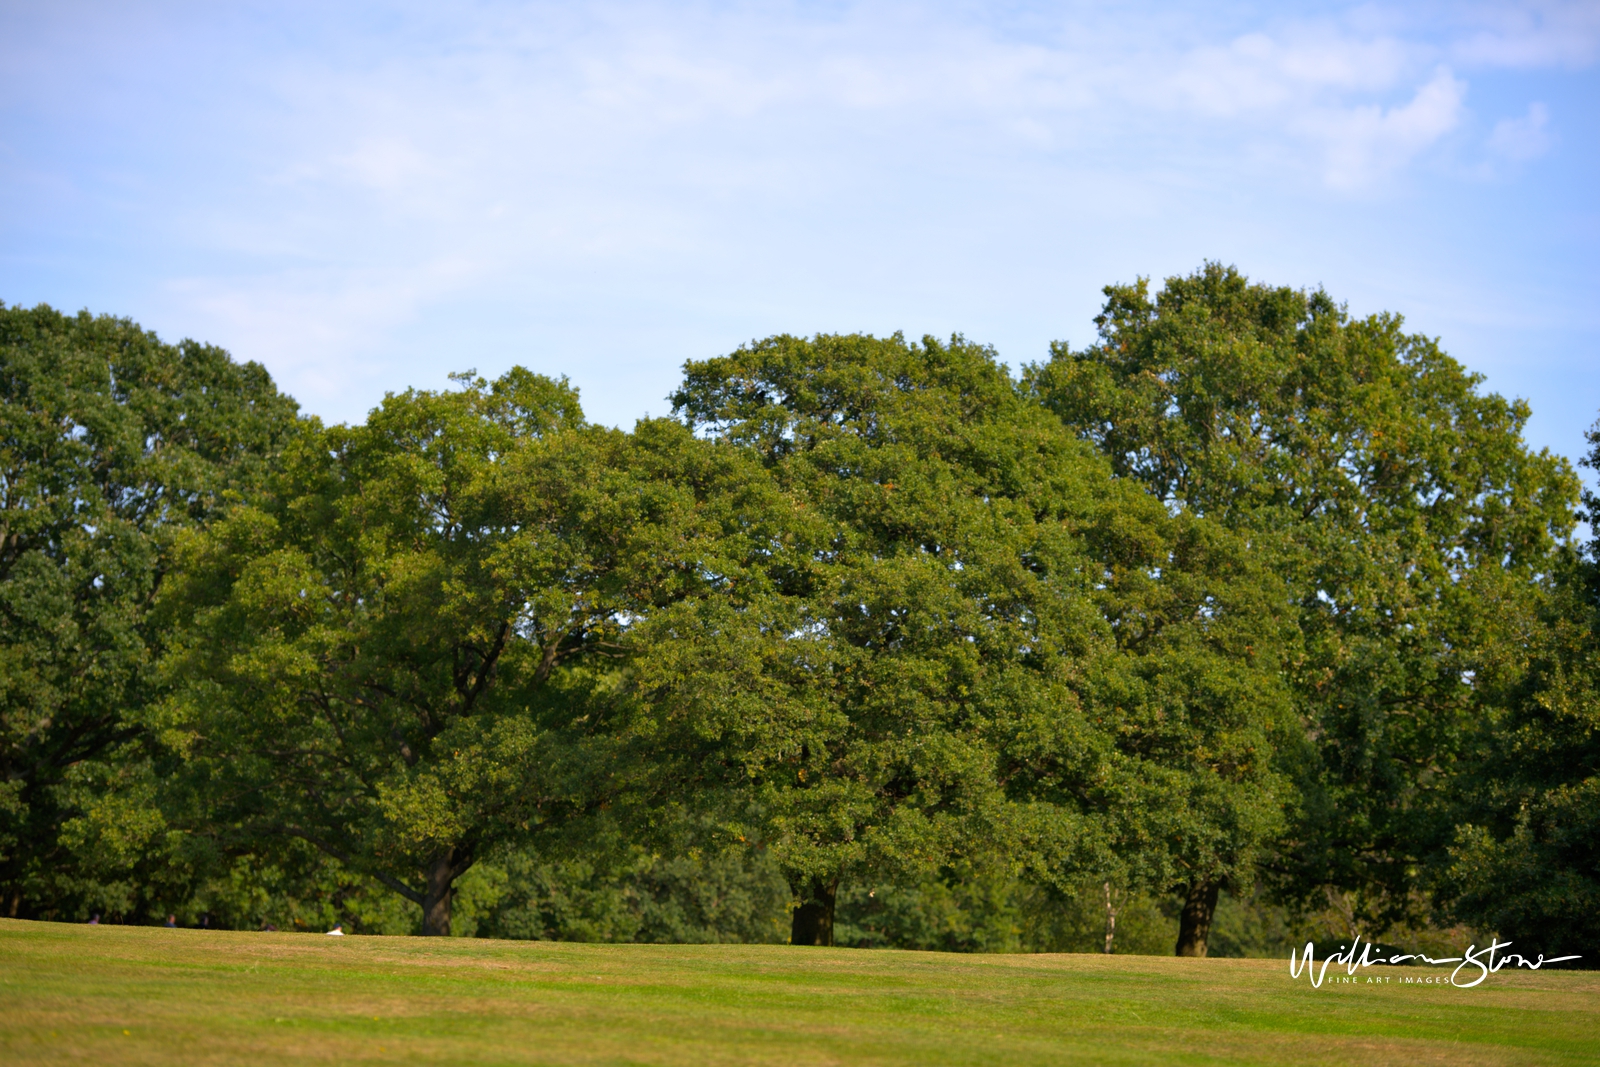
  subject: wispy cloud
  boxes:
[1451,0,1600,68]
[1488,101,1553,161]
[1296,66,1469,189]
[1,1,1596,439]
[1167,29,1410,116]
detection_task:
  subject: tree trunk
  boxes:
[422,847,468,937]
[790,877,838,946]
[1174,878,1220,957]
[1102,881,1119,955]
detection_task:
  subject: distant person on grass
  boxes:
[327,923,344,936]
[165,915,177,928]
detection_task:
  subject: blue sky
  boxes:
[3,1,1597,465]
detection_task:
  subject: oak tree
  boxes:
[157,370,803,934]
[676,332,1290,947]
[0,303,297,920]
[1029,264,1579,948]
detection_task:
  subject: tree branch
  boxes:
[275,826,425,906]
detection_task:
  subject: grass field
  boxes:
[2,919,1596,1066]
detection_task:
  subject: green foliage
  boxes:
[676,332,1292,944]
[1436,418,1600,962]
[155,369,807,933]
[1028,264,1581,935]
[0,302,299,920]
[836,859,1029,953]
[183,842,418,934]
[458,841,791,944]
[6,278,1593,961]
[833,875,1298,957]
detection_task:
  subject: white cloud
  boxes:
[1488,101,1553,160]
[1168,28,1410,116]
[1296,66,1468,189]
[1452,0,1600,68]
[118,6,1545,403]
[5,1,1596,428]
[162,263,452,403]
[331,136,441,196]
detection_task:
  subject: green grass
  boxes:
[3,918,1596,1066]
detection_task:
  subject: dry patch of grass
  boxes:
[2,919,1595,1066]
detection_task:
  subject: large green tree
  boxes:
[1437,414,1600,963]
[675,332,1291,949]
[1028,264,1579,937]
[0,303,298,920]
[156,370,805,934]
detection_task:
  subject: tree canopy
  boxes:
[1027,263,1581,936]
[675,331,1292,951]
[0,303,298,921]
[156,370,806,934]
[3,275,1594,967]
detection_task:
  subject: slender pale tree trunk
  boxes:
[1174,878,1220,957]
[1102,881,1121,954]
[1325,885,1359,940]
[790,877,838,946]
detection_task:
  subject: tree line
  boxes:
[2,264,1596,961]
